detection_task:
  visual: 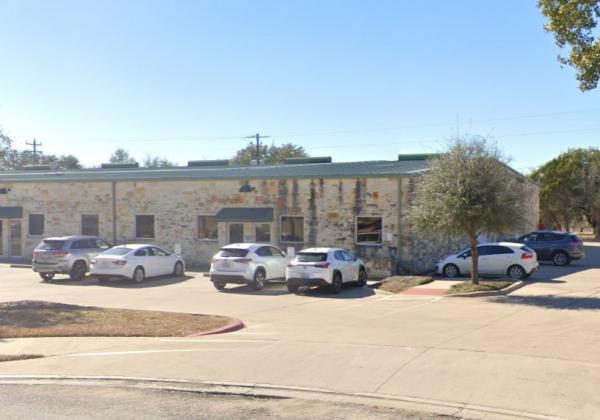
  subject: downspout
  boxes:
[395,176,403,275]
[111,181,117,244]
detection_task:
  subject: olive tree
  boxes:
[409,136,527,284]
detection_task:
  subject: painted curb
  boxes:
[0,375,567,420]
[187,318,245,337]
[445,281,525,298]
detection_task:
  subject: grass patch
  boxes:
[373,275,433,293]
[446,280,515,295]
[0,354,44,362]
[0,301,233,338]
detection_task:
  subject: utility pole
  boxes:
[26,139,43,164]
[244,133,270,164]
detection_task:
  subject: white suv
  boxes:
[286,248,367,294]
[435,242,539,280]
[209,243,288,291]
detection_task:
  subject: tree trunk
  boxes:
[469,235,479,285]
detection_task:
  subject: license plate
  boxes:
[300,272,310,279]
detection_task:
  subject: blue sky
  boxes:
[0,0,598,172]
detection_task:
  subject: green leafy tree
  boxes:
[0,128,13,170]
[109,148,138,165]
[531,148,600,236]
[409,136,527,284]
[539,0,600,91]
[231,142,308,165]
[143,155,176,168]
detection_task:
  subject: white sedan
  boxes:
[90,244,185,283]
[435,242,538,280]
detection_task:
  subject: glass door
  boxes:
[228,223,244,244]
[10,220,22,257]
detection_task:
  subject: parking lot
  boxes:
[1,243,600,419]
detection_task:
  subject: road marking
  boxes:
[69,349,236,357]
[160,339,276,343]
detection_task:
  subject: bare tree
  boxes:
[409,136,527,284]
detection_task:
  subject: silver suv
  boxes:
[32,236,112,281]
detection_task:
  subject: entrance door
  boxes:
[228,223,244,244]
[10,220,22,257]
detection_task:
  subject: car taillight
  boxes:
[112,260,127,266]
[235,258,252,264]
[287,261,296,268]
[315,262,331,268]
[210,258,220,263]
[521,253,534,259]
[52,251,69,257]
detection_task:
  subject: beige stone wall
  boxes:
[0,176,401,277]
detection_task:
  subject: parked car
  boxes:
[286,247,367,294]
[209,243,288,291]
[435,242,538,280]
[517,231,585,266]
[90,244,185,283]
[32,236,112,281]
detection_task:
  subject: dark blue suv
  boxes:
[517,231,585,266]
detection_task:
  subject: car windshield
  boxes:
[100,247,132,256]
[219,248,249,258]
[36,240,65,250]
[296,253,328,262]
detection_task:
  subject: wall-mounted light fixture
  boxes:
[239,182,255,193]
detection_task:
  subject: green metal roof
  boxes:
[0,159,430,183]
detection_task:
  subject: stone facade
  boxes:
[0,165,539,277]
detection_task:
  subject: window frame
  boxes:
[355,216,383,246]
[197,215,218,241]
[81,214,100,237]
[279,215,305,243]
[135,215,155,239]
[28,214,45,236]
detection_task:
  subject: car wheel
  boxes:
[330,272,342,294]
[356,268,367,287]
[552,251,570,266]
[213,280,226,291]
[173,261,184,277]
[287,283,299,293]
[69,261,87,281]
[507,265,526,280]
[442,263,459,278]
[133,266,145,283]
[39,272,55,282]
[252,269,266,291]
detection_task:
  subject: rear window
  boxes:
[296,253,328,262]
[219,248,249,258]
[520,245,534,252]
[101,247,133,256]
[36,240,65,250]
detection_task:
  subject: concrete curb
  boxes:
[187,318,245,337]
[0,375,566,420]
[9,264,32,269]
[445,281,526,298]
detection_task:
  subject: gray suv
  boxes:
[32,236,112,281]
